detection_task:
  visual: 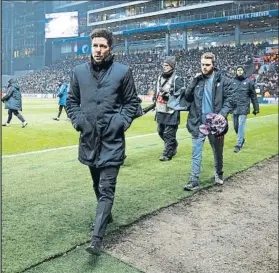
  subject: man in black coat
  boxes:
[231,66,259,153]
[153,57,185,161]
[2,78,28,128]
[66,29,139,255]
[183,52,233,191]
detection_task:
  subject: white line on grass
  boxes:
[2,113,278,158]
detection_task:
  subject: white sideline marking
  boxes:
[2,114,278,158]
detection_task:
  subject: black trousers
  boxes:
[157,123,178,158]
[7,109,25,123]
[89,165,120,238]
[57,105,68,118]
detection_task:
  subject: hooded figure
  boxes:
[2,78,22,111]
[231,65,259,153]
[2,78,28,128]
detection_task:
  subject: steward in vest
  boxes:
[152,57,185,161]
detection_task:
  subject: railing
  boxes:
[88,1,126,10]
[88,1,215,23]
[104,2,278,33]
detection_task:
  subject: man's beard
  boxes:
[202,68,214,76]
[236,74,245,80]
[162,69,174,78]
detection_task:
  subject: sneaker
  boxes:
[66,118,71,122]
[159,155,172,161]
[214,172,223,185]
[85,237,102,256]
[241,138,246,148]
[183,182,200,191]
[22,122,28,128]
[53,117,59,121]
[90,213,113,230]
[2,123,10,127]
[234,146,241,153]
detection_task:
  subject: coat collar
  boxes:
[89,54,114,72]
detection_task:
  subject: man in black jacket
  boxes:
[231,66,259,153]
[183,52,233,191]
[66,29,139,255]
[153,57,185,161]
[2,78,28,128]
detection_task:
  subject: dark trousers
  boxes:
[157,123,178,158]
[89,166,120,238]
[7,109,25,124]
[57,105,68,118]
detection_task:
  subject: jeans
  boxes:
[89,166,120,238]
[232,114,247,147]
[190,133,224,183]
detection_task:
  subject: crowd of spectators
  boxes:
[16,42,278,97]
[255,68,278,97]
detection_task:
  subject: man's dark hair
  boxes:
[90,28,113,47]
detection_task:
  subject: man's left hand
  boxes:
[215,114,225,122]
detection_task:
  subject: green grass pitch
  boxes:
[2,98,278,273]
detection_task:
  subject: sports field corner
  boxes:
[2,99,278,273]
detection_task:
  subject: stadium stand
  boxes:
[16,42,278,96]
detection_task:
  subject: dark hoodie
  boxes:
[2,78,22,111]
[231,66,259,115]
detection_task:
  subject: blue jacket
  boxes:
[57,83,68,106]
[2,78,22,111]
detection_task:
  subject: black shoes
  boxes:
[86,236,102,256]
[183,182,200,191]
[90,213,113,230]
[234,138,245,153]
[234,145,241,153]
[87,214,113,255]
[159,155,172,161]
[160,141,178,161]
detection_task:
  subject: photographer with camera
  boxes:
[153,57,184,161]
